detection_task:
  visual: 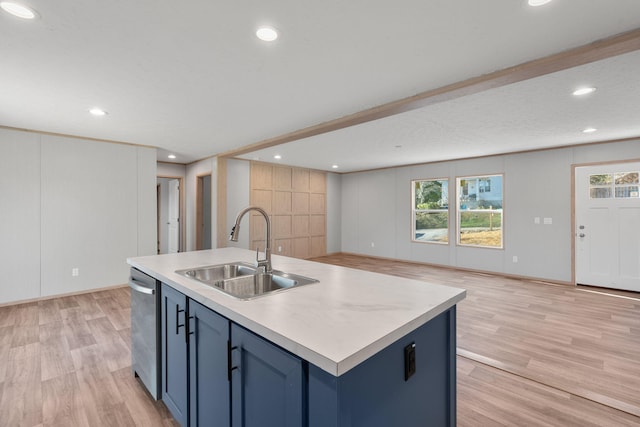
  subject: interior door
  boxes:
[575,162,640,291]
[168,179,180,254]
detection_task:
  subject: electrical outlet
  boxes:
[512,256,518,263]
[371,242,375,248]
[277,246,282,253]
[72,268,79,277]
[534,217,540,224]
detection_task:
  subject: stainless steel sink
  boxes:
[175,262,318,300]
[177,262,257,284]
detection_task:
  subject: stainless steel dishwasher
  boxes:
[129,267,161,399]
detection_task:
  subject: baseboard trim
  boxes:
[322,252,574,287]
[0,283,128,308]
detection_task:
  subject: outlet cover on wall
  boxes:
[72,268,79,277]
[512,256,518,263]
[543,217,553,225]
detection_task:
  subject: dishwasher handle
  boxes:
[129,278,156,295]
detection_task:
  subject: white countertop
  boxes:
[127,248,466,376]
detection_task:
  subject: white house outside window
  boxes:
[456,175,503,248]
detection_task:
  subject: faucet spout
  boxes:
[229,206,272,273]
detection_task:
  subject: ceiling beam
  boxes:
[219,27,640,159]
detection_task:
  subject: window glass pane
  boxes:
[590,174,612,185]
[614,172,639,185]
[590,187,612,199]
[415,211,448,243]
[412,179,448,244]
[457,175,503,248]
[414,180,448,209]
[615,186,639,198]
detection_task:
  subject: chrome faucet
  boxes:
[229,206,272,274]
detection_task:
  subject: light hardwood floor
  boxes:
[0,287,178,427]
[313,253,640,427]
[1,255,638,426]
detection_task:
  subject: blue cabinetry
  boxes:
[188,300,230,427]
[161,283,188,427]
[231,324,305,427]
[308,307,457,427]
[160,283,456,427]
[160,285,305,427]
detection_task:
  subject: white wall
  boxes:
[326,172,342,254]
[0,128,156,304]
[0,129,41,303]
[341,139,640,283]
[157,162,186,178]
[226,159,251,249]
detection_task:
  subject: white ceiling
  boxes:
[1,0,640,171]
[241,50,640,172]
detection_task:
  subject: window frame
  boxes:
[411,178,450,245]
[456,174,504,249]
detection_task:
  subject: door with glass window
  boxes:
[575,162,640,291]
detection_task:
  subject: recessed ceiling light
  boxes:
[0,2,37,19]
[274,154,282,160]
[582,127,597,133]
[332,165,339,169]
[256,26,278,42]
[572,87,596,96]
[528,0,552,6]
[168,154,176,159]
[89,108,107,116]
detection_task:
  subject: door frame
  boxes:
[571,157,640,285]
[157,175,186,253]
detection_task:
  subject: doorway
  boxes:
[196,174,212,250]
[574,161,640,291]
[157,177,184,254]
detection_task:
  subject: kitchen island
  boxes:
[128,248,465,427]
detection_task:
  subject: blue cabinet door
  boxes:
[188,300,230,427]
[231,324,305,427]
[161,283,188,427]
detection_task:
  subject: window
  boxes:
[412,179,449,243]
[589,172,639,199]
[457,175,503,248]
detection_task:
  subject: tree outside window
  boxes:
[412,179,449,244]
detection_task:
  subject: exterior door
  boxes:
[168,179,180,253]
[575,162,640,291]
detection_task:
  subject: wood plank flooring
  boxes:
[1,255,638,426]
[0,287,178,427]
[312,253,640,427]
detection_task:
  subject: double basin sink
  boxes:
[176,262,318,300]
